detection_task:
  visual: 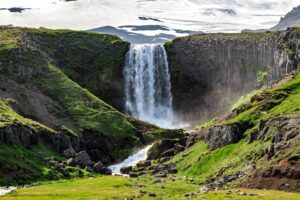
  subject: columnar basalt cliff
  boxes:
[165,30,300,124]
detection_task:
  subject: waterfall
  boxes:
[124,44,174,128]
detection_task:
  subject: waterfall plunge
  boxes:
[124,44,174,128]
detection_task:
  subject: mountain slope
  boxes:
[0,26,183,184]
[271,6,300,31]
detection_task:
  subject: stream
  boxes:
[0,187,16,196]
[108,145,152,175]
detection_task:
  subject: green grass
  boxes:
[1,176,300,200]
[230,87,264,110]
[170,72,300,186]
[0,99,54,132]
[40,64,136,137]
[0,144,63,186]
[224,73,300,127]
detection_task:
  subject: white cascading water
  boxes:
[108,145,152,175]
[124,44,174,128]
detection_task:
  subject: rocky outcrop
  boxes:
[206,123,247,150]
[165,30,299,124]
[147,138,187,160]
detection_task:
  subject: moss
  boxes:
[284,48,296,57]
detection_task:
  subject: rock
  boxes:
[148,193,156,197]
[101,167,112,175]
[286,130,299,141]
[161,149,176,157]
[76,151,94,167]
[249,129,259,143]
[174,143,185,154]
[155,173,167,178]
[206,123,246,150]
[120,166,132,174]
[85,166,94,173]
[272,132,283,143]
[159,157,171,164]
[129,173,139,178]
[267,144,275,159]
[67,158,77,167]
[93,161,104,173]
[238,192,247,196]
[136,160,152,168]
[147,139,178,160]
[63,146,76,158]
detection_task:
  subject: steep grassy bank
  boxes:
[167,72,300,191]
[0,99,90,185]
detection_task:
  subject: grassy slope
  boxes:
[2,176,300,200]
[27,28,130,105]
[168,73,300,184]
[0,99,67,185]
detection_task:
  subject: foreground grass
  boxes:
[1,176,300,200]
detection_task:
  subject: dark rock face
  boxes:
[206,123,246,150]
[120,166,133,174]
[165,31,297,124]
[76,151,94,167]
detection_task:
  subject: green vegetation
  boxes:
[40,64,136,138]
[168,72,300,187]
[226,73,300,126]
[0,27,20,53]
[28,28,130,102]
[0,99,53,132]
[0,144,62,186]
[285,48,296,57]
[2,176,300,200]
[230,87,265,111]
[256,71,268,87]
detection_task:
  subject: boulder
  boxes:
[206,123,246,150]
[147,139,178,160]
[93,161,104,173]
[66,158,77,167]
[161,149,175,157]
[174,143,185,154]
[85,166,94,173]
[286,131,299,141]
[136,160,152,168]
[63,146,76,158]
[101,167,112,175]
[76,151,94,167]
[159,157,171,164]
[120,166,133,174]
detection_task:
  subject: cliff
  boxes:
[165,29,300,125]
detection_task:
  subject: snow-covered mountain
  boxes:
[0,0,299,42]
